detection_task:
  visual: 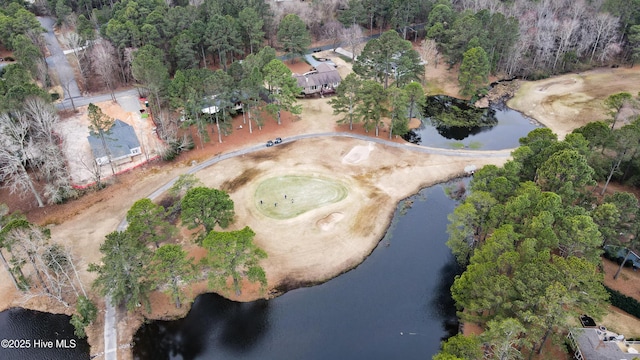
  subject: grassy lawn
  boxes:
[254,175,348,219]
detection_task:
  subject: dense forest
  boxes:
[1,0,640,356]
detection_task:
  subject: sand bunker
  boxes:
[316,212,345,231]
[536,78,579,92]
[342,142,375,164]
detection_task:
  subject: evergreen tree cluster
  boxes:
[90,179,267,313]
[437,128,640,359]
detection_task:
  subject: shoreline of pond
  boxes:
[131,179,470,359]
[0,96,520,360]
[0,86,534,360]
[0,174,473,360]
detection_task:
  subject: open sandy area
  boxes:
[196,137,506,291]
[508,66,640,139]
[58,98,163,186]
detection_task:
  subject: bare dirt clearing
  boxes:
[599,258,640,339]
[194,136,508,292]
[508,66,640,139]
[58,99,162,185]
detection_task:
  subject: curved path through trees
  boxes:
[104,130,512,360]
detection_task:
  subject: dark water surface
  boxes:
[405,97,541,150]
[0,308,90,360]
[133,182,464,360]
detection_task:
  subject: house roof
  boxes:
[293,63,342,89]
[571,328,639,360]
[87,119,140,160]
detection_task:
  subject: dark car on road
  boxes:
[266,140,274,147]
[274,137,282,144]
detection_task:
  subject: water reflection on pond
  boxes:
[0,308,90,360]
[133,181,466,360]
[404,96,541,150]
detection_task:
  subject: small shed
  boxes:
[87,119,141,165]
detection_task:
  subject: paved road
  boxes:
[138,133,512,206]
[38,17,81,101]
[278,33,382,61]
[55,88,140,111]
[103,298,117,360]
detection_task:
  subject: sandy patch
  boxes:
[193,136,507,289]
[509,66,640,139]
[342,142,374,164]
[601,305,640,338]
[408,117,421,129]
[603,258,640,301]
[58,99,162,185]
[316,212,344,231]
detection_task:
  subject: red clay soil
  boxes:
[285,58,315,74]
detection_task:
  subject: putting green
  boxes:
[254,175,348,219]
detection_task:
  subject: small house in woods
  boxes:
[87,119,141,165]
[293,63,341,96]
[201,94,244,115]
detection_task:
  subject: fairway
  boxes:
[255,175,348,219]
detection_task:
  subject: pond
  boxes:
[403,96,541,150]
[132,181,466,360]
[0,308,90,360]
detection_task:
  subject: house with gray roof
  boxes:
[293,63,342,96]
[87,119,141,165]
[568,327,640,360]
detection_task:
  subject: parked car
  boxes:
[266,140,274,147]
[274,137,282,144]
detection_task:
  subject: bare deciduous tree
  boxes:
[61,80,77,111]
[339,25,365,60]
[0,113,45,208]
[24,97,58,146]
[5,223,87,307]
[418,39,439,68]
[587,13,620,63]
[90,39,119,101]
[78,152,103,188]
[321,20,344,51]
[6,225,52,294]
[65,32,89,89]
[22,97,76,203]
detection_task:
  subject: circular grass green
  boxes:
[254,175,348,219]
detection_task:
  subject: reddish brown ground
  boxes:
[0,45,14,60]
[600,258,640,340]
[285,58,315,74]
